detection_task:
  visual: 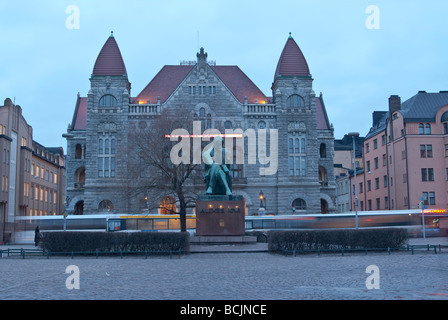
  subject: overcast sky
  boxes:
[1,0,447,149]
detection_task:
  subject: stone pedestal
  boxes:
[195,195,245,236]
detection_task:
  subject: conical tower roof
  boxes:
[274,33,310,80]
[92,32,127,77]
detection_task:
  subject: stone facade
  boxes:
[65,33,336,216]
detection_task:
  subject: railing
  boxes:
[279,244,443,257]
[0,248,183,259]
[245,104,276,115]
[128,104,160,115]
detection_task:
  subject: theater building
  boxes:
[64,32,336,216]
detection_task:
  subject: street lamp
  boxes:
[259,190,266,215]
[349,132,359,229]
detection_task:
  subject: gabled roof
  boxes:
[134,64,269,105]
[134,65,194,104]
[274,34,310,80]
[211,66,268,104]
[92,33,127,77]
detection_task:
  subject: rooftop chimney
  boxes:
[389,95,401,114]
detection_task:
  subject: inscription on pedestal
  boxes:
[196,195,245,236]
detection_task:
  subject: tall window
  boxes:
[288,136,306,176]
[98,136,116,177]
[99,94,118,108]
[286,95,305,108]
[194,107,211,132]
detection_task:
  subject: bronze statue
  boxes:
[203,136,232,196]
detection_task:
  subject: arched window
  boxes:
[320,143,326,158]
[292,198,306,210]
[319,166,328,187]
[419,123,424,135]
[425,123,431,135]
[160,196,176,215]
[99,95,118,108]
[286,95,305,108]
[98,200,114,212]
[75,144,83,159]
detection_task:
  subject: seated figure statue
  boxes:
[203,136,232,196]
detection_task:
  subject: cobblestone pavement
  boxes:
[1,251,447,300]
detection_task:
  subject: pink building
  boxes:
[351,91,448,212]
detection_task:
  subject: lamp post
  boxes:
[349,133,359,229]
[259,190,266,215]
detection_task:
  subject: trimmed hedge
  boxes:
[40,231,190,254]
[268,228,408,252]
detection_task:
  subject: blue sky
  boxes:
[1,0,447,149]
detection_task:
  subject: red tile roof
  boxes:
[72,97,87,130]
[134,65,194,104]
[274,36,310,80]
[211,66,268,104]
[92,33,127,77]
[316,96,330,130]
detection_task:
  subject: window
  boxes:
[420,145,433,158]
[286,95,305,108]
[375,177,379,189]
[98,200,114,212]
[422,192,436,205]
[99,95,118,108]
[160,196,176,214]
[319,143,326,158]
[422,168,434,181]
[373,139,378,149]
[98,135,116,178]
[419,123,431,135]
[292,198,306,210]
[374,157,379,169]
[366,143,370,153]
[288,136,306,176]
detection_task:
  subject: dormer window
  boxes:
[286,94,305,108]
[99,94,118,108]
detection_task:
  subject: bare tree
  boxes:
[128,109,203,232]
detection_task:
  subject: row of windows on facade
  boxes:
[365,144,445,174]
[3,150,59,184]
[22,182,58,204]
[356,166,444,196]
[356,191,437,211]
[366,123,443,153]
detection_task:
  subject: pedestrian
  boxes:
[34,226,41,246]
